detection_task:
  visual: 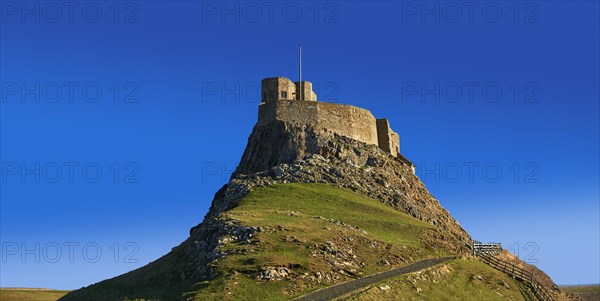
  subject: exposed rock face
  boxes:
[206,120,471,254]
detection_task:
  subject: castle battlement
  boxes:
[259,77,402,158]
[261,77,317,102]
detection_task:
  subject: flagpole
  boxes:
[299,44,302,100]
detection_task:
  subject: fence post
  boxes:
[474,242,554,301]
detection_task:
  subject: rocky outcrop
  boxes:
[61,113,473,301]
[59,214,262,301]
[207,120,471,254]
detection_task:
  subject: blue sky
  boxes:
[1,1,598,289]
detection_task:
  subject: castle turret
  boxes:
[294,81,317,101]
[261,77,317,103]
[261,77,297,103]
[376,119,400,157]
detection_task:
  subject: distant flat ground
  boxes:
[0,288,70,301]
[1,284,597,301]
[560,285,600,301]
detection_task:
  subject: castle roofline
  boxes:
[261,77,312,83]
[261,77,317,102]
[262,76,292,81]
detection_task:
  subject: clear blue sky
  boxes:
[1,1,598,289]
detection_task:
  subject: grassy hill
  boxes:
[186,183,527,300]
[188,183,448,300]
[59,183,532,300]
[341,258,527,301]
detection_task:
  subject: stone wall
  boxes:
[259,100,381,149]
[390,132,400,156]
[376,119,392,154]
[258,99,319,126]
[294,81,317,101]
[262,77,318,102]
[261,77,297,102]
[376,119,400,157]
[375,119,400,157]
[315,101,379,146]
[257,75,406,159]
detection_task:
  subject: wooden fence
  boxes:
[475,247,555,301]
[473,241,502,256]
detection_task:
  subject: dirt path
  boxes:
[293,256,456,301]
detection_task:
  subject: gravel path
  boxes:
[293,256,456,301]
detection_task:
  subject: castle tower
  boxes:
[261,77,317,103]
[294,81,317,101]
[376,119,400,157]
[261,77,297,103]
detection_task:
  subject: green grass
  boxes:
[560,284,600,294]
[231,183,434,246]
[192,183,448,300]
[0,288,70,301]
[52,183,512,301]
[342,258,527,301]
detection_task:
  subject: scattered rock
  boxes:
[233,122,472,255]
[257,267,291,281]
[499,281,511,289]
[273,166,285,179]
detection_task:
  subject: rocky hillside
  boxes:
[59,118,562,301]
[215,120,471,254]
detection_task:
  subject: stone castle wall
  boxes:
[314,101,379,146]
[258,99,319,126]
[261,77,317,102]
[258,100,393,153]
[295,81,317,101]
[261,77,297,102]
[376,119,400,157]
[258,77,403,159]
[390,132,400,156]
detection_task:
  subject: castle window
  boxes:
[281,91,288,99]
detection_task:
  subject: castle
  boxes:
[259,77,410,165]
